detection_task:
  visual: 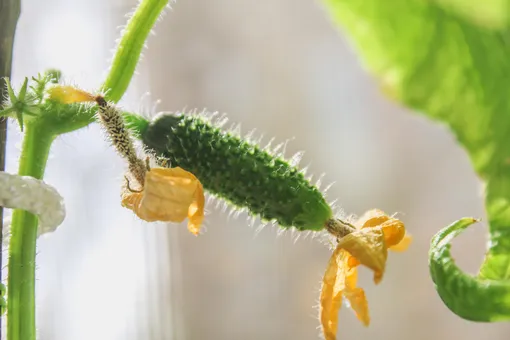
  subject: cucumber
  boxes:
[141,113,332,231]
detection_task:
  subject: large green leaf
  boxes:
[322,0,510,321]
[434,0,510,30]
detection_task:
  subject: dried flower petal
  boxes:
[320,246,345,340]
[47,85,95,104]
[122,167,205,235]
[336,227,387,284]
[320,209,411,340]
[320,248,370,340]
[389,232,412,252]
[341,251,370,326]
[356,209,406,247]
[187,181,205,235]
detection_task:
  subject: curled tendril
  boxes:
[0,171,65,236]
[429,218,510,321]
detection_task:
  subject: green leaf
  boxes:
[0,107,14,117]
[4,77,16,103]
[18,77,28,102]
[434,0,510,30]
[322,0,510,321]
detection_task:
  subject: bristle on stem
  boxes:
[95,96,147,186]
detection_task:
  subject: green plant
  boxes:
[0,1,412,340]
[0,1,167,339]
[322,0,510,322]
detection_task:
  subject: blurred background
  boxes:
[4,0,507,339]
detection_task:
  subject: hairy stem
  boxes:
[123,111,150,137]
[8,122,54,340]
[101,0,168,102]
[1,0,21,338]
[4,1,168,338]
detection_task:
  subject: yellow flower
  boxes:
[47,85,96,103]
[320,209,411,340]
[122,167,205,235]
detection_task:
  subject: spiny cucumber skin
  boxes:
[142,114,332,231]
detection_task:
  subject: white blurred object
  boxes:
[0,171,65,236]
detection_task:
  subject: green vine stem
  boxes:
[7,122,54,340]
[4,1,168,339]
[0,1,21,336]
[101,0,168,102]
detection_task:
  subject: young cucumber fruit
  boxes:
[141,113,332,231]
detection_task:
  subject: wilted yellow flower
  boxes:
[122,167,205,235]
[47,85,96,104]
[320,209,411,340]
[45,86,206,234]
